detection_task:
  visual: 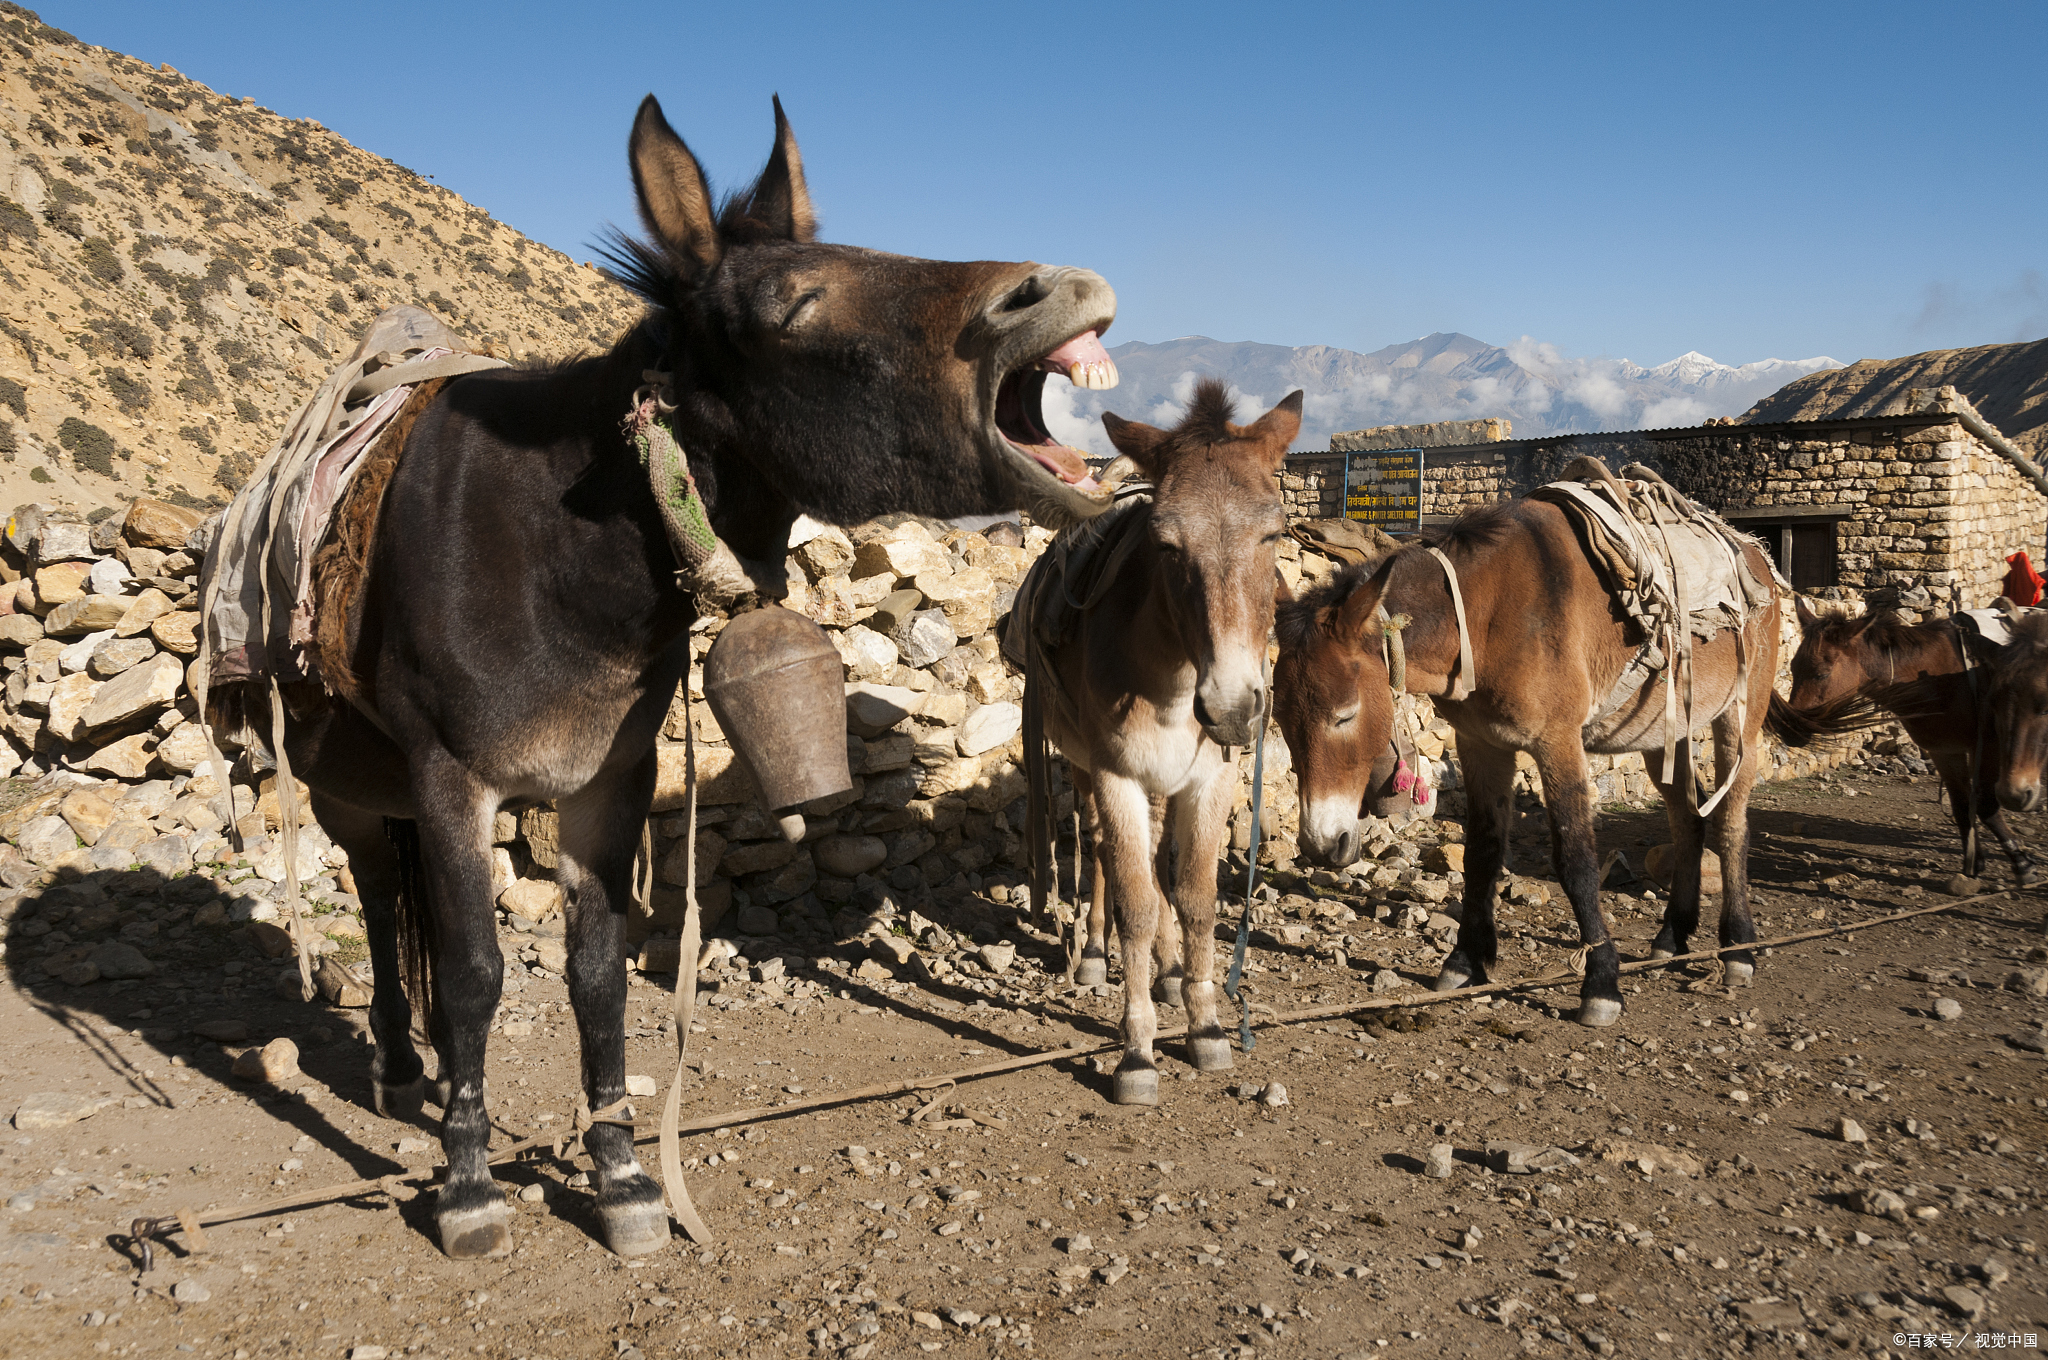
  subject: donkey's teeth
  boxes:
[1070,359,1120,390]
[1040,331,1118,389]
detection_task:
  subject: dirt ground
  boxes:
[0,761,2044,1360]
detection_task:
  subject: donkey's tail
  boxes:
[384,817,437,1026]
[1764,690,1883,750]
[1021,663,1054,925]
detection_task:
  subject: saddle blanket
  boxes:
[200,306,507,693]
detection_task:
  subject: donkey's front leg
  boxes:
[411,759,511,1258]
[559,768,669,1257]
[1172,754,1237,1071]
[1439,737,1513,991]
[1530,739,1622,1027]
[1646,742,1709,965]
[1096,771,1163,1105]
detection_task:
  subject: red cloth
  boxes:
[2003,550,2045,607]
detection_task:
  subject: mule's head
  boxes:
[1785,596,1877,712]
[1099,381,1299,747]
[1273,559,1398,868]
[611,96,1119,530]
[1991,612,2048,813]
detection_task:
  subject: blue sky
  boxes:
[37,0,2048,369]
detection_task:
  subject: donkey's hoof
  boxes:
[1075,957,1108,987]
[1152,975,1185,1008]
[1434,965,1473,993]
[599,1182,672,1258]
[437,1200,513,1259]
[1186,1035,1234,1072]
[1648,947,1676,961]
[1724,959,1756,985]
[374,1076,425,1121]
[1110,1067,1160,1106]
[427,1076,453,1109]
[1576,997,1624,1028]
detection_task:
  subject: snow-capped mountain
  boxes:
[1040,332,1840,455]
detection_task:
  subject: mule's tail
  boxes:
[1764,690,1883,749]
[1021,668,1054,925]
[384,817,437,1026]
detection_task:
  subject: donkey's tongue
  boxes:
[1038,331,1119,390]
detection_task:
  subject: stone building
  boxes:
[1282,386,2048,612]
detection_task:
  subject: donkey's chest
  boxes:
[1094,701,1212,795]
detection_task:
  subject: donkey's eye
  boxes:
[781,290,823,330]
[1331,706,1359,730]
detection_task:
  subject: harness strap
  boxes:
[655,690,713,1244]
[1424,547,1475,701]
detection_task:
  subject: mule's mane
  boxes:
[2002,610,2048,661]
[595,170,801,310]
[1420,500,1517,553]
[1172,378,1240,444]
[1804,606,1938,658]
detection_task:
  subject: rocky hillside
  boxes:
[0,4,639,519]
[1737,336,2048,458]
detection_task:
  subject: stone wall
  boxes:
[1279,449,1510,522]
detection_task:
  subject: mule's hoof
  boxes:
[1576,997,1624,1028]
[599,1193,671,1258]
[1724,959,1756,985]
[438,1200,512,1259]
[1186,1036,1234,1072]
[427,1077,453,1109]
[1075,957,1108,987]
[1152,975,1185,1008]
[374,1076,424,1121]
[1110,1067,1160,1106]
[1434,966,1473,993]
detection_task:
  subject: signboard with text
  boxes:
[1341,449,1423,534]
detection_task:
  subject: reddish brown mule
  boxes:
[1027,381,1301,1103]
[1987,611,2048,820]
[1274,499,1782,1026]
[1779,603,2037,883]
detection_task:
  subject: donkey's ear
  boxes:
[630,96,722,282]
[751,95,818,242]
[1793,595,1820,631]
[1102,411,1167,476]
[1244,390,1304,469]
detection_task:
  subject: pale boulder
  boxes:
[499,877,565,923]
[81,653,184,731]
[43,594,128,638]
[31,560,90,611]
[44,671,98,742]
[958,702,1022,757]
[154,721,212,773]
[58,788,117,845]
[123,497,206,550]
[0,614,44,647]
[149,609,199,655]
[113,588,174,638]
[84,733,156,779]
[845,683,924,738]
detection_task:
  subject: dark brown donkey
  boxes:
[1027,382,1300,1103]
[1779,603,2037,883]
[1274,499,1781,1026]
[266,97,1118,1257]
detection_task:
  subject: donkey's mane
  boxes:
[2001,609,2048,661]
[595,170,799,310]
[1276,559,1375,652]
[1171,378,1241,444]
[1420,499,1518,553]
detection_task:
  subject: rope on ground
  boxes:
[119,884,2022,1269]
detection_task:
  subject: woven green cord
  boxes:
[634,416,718,568]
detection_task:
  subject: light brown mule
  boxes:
[1026,380,1300,1104]
[1274,497,1781,1026]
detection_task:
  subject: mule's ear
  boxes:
[751,95,818,242]
[1245,390,1304,468]
[1102,411,1167,476]
[630,95,722,282]
[1331,570,1388,646]
[1793,595,1820,631]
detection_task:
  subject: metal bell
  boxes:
[701,605,852,842]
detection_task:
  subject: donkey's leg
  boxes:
[1073,770,1110,987]
[1096,770,1163,1105]
[1150,793,1185,1008]
[1439,737,1513,991]
[1968,755,2038,885]
[1647,742,1708,963]
[558,766,668,1257]
[1171,755,1237,1071]
[1931,752,1981,876]
[1528,738,1622,1027]
[311,794,424,1119]
[1708,712,1760,985]
[409,758,511,1258]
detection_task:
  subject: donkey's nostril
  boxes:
[1333,829,1356,866]
[1003,275,1052,311]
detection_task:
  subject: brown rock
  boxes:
[499,877,564,923]
[58,789,117,846]
[231,1037,300,1085]
[45,672,99,743]
[113,588,173,638]
[148,609,199,655]
[0,614,45,647]
[123,498,206,550]
[44,593,129,639]
[83,733,155,779]
[247,920,296,958]
[80,652,183,730]
[31,561,90,613]
[314,957,371,1007]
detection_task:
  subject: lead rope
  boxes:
[658,682,713,1245]
[1224,651,1272,1053]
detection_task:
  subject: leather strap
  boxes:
[344,352,507,404]
[1424,546,1476,702]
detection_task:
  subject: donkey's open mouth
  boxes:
[994,329,1119,491]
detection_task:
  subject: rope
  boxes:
[656,692,713,1244]
[117,878,2022,1270]
[1224,653,1271,1054]
[1423,547,1476,702]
